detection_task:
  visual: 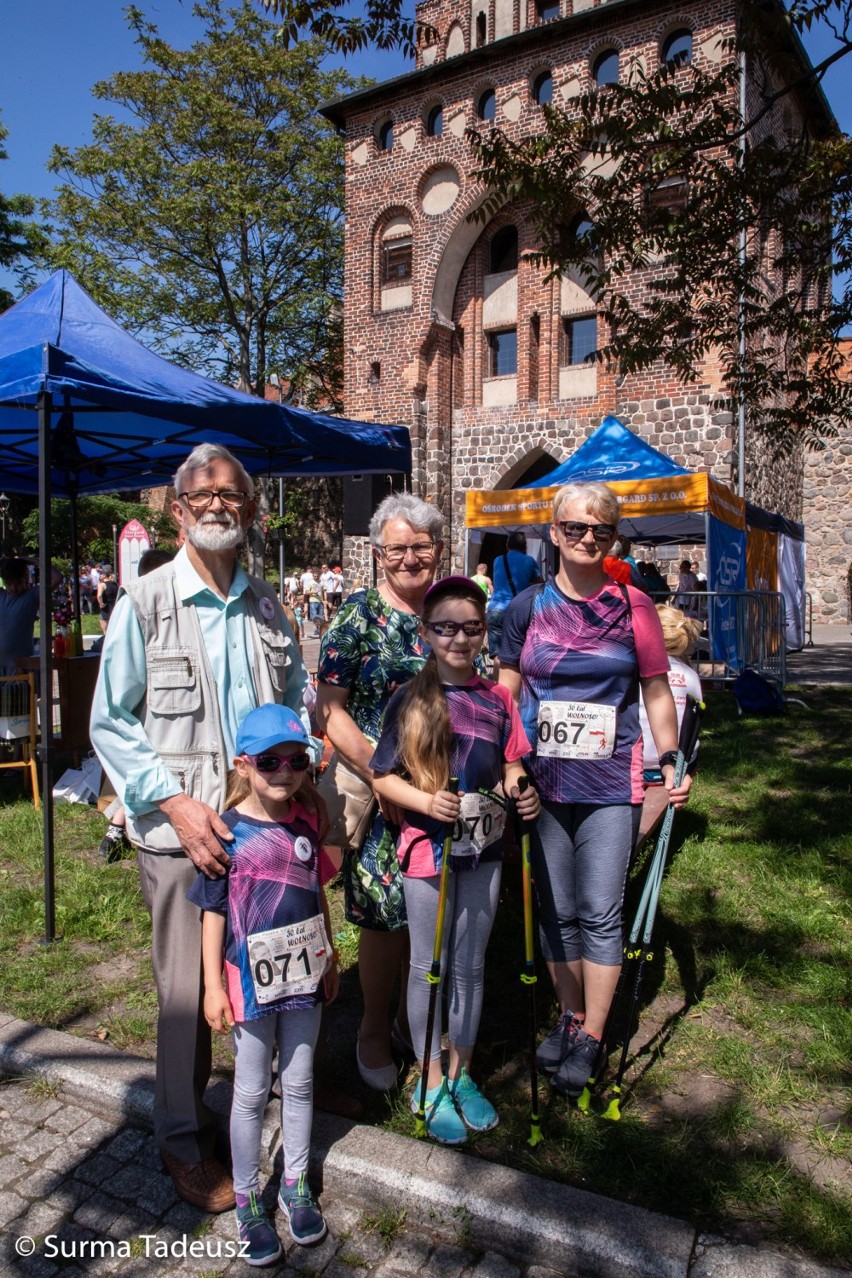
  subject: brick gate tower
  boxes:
[323,0,826,575]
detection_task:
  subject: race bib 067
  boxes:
[536,700,616,760]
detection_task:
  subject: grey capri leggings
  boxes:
[403,861,502,1061]
[530,801,641,967]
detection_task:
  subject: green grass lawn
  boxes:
[1,687,849,1263]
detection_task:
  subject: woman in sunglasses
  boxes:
[189,703,338,1265]
[371,577,540,1144]
[498,483,692,1101]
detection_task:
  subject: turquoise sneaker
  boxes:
[235,1191,282,1267]
[410,1078,468,1145]
[277,1172,327,1246]
[450,1068,499,1133]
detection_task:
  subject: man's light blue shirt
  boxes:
[90,547,313,817]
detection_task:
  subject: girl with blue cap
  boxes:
[189,703,338,1266]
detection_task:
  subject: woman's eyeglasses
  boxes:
[244,751,312,775]
[556,520,617,542]
[378,542,436,564]
[425,620,486,637]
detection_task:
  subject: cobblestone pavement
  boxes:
[0,1078,559,1278]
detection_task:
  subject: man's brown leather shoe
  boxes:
[161,1151,235,1213]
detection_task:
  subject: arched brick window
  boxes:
[377,214,413,311]
[593,49,620,87]
[477,87,496,121]
[376,118,394,152]
[426,104,444,137]
[661,29,692,68]
[532,70,553,105]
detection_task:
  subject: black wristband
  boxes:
[659,750,678,770]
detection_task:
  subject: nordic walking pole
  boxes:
[578,696,703,1117]
[515,774,543,1147]
[414,776,460,1139]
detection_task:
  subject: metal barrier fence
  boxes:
[805,592,815,648]
[666,590,787,687]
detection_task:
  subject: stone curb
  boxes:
[1,1016,847,1278]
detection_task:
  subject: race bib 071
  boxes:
[536,700,616,760]
[247,913,331,1004]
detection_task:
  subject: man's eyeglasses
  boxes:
[243,751,312,775]
[179,489,248,511]
[425,619,486,638]
[556,521,617,542]
[378,541,436,564]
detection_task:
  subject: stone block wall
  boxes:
[803,340,852,623]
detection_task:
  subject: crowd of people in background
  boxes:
[283,563,348,638]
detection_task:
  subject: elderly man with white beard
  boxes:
[91,443,317,1213]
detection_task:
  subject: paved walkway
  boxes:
[1,1018,847,1278]
[786,625,852,686]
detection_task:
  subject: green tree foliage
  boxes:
[263,0,852,450]
[21,495,176,566]
[44,1,365,403]
[0,118,45,313]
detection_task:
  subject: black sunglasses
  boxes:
[244,751,312,775]
[556,520,617,542]
[425,620,486,637]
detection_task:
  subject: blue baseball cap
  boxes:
[236,704,310,756]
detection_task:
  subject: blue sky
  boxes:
[1,2,848,272]
[0,0,407,203]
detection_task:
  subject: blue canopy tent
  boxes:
[0,271,410,492]
[0,271,411,939]
[526,414,692,490]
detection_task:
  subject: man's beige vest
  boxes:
[120,564,299,853]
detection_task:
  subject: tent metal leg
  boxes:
[38,390,56,945]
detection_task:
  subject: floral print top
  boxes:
[317,588,427,745]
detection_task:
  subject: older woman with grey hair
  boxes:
[316,493,444,1089]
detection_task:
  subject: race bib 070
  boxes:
[536,700,616,760]
[247,913,331,1004]
[451,791,506,857]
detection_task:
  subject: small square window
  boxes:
[560,316,597,366]
[645,174,688,222]
[382,238,412,283]
[488,329,517,377]
[536,1,560,20]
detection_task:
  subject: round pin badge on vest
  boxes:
[294,836,313,863]
[259,596,276,620]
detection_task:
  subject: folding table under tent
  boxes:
[0,270,412,941]
[464,415,806,658]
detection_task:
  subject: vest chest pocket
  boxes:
[148,651,201,715]
[257,625,289,693]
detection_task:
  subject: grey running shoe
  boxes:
[551,1028,601,1098]
[535,1011,582,1074]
